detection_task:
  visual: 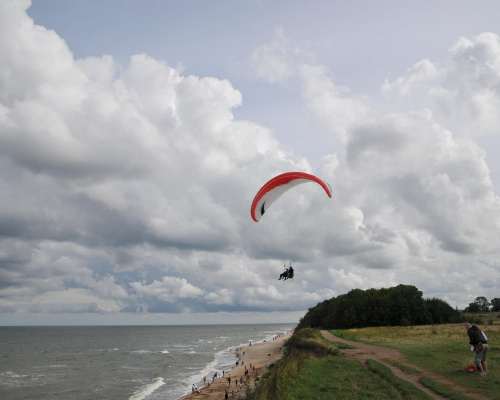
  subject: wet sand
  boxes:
[181,332,292,399]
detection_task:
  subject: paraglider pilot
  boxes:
[278,264,294,280]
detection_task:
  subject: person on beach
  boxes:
[224,389,228,400]
[465,323,489,375]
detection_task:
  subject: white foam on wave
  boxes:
[1,371,28,378]
[129,377,165,400]
[160,350,169,354]
[131,350,152,354]
[178,326,294,399]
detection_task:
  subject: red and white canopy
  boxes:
[250,172,332,222]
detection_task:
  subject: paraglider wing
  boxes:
[250,172,332,222]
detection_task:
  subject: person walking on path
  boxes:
[465,322,489,375]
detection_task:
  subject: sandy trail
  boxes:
[321,330,489,400]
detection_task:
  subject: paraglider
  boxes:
[279,263,294,280]
[250,172,332,222]
[250,172,332,281]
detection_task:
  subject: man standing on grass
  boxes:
[465,323,489,375]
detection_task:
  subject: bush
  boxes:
[286,328,338,357]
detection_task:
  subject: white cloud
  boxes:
[299,63,369,142]
[381,59,443,98]
[382,32,500,137]
[131,277,204,303]
[250,26,298,84]
[1,2,500,323]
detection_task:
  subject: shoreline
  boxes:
[180,331,292,399]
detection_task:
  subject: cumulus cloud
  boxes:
[383,32,500,137]
[299,63,369,142]
[1,1,500,323]
[0,2,315,319]
[250,26,295,83]
[131,277,204,303]
[250,26,314,84]
[253,29,500,305]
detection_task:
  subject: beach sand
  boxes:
[182,332,292,399]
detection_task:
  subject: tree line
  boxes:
[465,296,500,313]
[297,284,464,330]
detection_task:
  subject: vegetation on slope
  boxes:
[244,328,434,400]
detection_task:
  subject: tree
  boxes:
[424,298,462,323]
[474,296,490,312]
[465,296,490,313]
[465,302,480,313]
[491,298,500,312]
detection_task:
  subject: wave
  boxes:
[131,350,152,354]
[1,371,29,378]
[129,377,165,400]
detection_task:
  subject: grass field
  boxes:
[330,313,500,399]
[245,328,438,400]
[244,314,499,399]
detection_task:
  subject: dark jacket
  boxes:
[467,325,487,345]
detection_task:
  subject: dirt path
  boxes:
[321,331,490,400]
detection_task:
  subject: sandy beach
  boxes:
[181,331,292,399]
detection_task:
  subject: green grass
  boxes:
[383,358,423,374]
[244,328,436,400]
[329,316,500,399]
[277,357,421,400]
[246,352,424,400]
[328,341,357,350]
[244,320,500,400]
[418,377,475,400]
[365,359,434,399]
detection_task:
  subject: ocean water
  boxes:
[0,323,295,400]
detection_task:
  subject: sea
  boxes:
[0,323,295,400]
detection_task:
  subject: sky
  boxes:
[1,0,500,325]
